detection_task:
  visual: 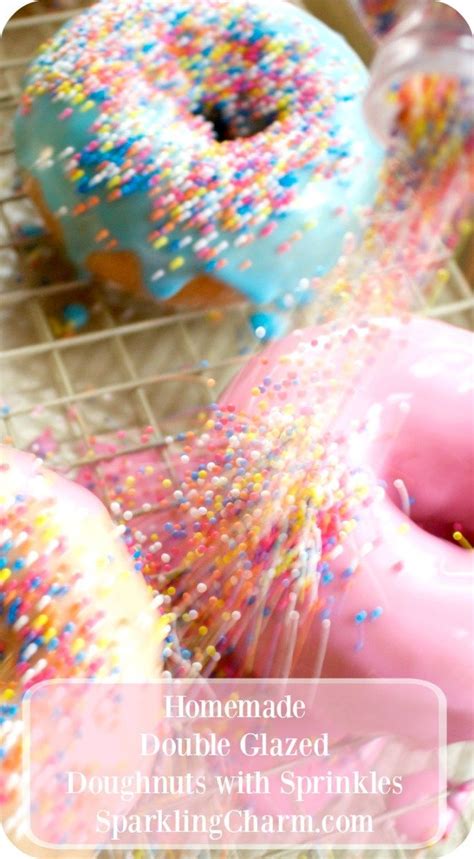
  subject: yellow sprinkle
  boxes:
[34,514,47,526]
[198,626,208,636]
[453,531,473,550]
[32,614,48,631]
[0,568,11,583]
[169,256,185,271]
[435,268,450,284]
[43,627,57,643]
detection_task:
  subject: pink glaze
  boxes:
[221,317,474,745]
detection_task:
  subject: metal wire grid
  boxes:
[0,7,473,857]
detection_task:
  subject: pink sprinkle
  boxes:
[260,222,277,237]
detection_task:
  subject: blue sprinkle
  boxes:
[370,607,384,620]
[18,223,45,238]
[355,610,368,624]
[7,598,21,625]
[90,89,108,103]
[279,173,298,187]
[49,584,69,596]
[63,302,89,330]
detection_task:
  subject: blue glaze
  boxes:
[250,311,287,341]
[15,0,384,306]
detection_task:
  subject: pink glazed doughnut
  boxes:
[220,316,474,744]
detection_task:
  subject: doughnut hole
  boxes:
[193,103,278,142]
[155,7,323,143]
[374,393,474,547]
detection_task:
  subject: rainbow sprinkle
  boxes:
[0,453,164,813]
[76,321,394,679]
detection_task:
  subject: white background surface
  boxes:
[0,0,472,855]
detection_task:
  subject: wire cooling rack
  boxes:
[0,4,473,859]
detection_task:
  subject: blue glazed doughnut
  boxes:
[15,0,383,307]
